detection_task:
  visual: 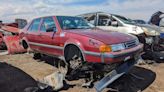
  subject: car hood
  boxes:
[136,24,164,33]
[65,29,136,44]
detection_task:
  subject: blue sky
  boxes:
[0,0,163,22]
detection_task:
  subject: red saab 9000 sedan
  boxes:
[19,16,143,91]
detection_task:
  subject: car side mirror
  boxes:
[111,21,118,27]
[46,27,56,32]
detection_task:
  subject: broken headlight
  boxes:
[145,37,154,44]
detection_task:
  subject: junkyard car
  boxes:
[20,16,143,91]
[0,22,26,54]
[79,12,164,59]
[79,12,144,35]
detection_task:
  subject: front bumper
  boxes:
[94,58,135,92]
[84,44,143,63]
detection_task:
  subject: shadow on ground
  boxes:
[107,66,156,92]
[0,62,38,92]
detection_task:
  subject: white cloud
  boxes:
[103,0,164,20]
[0,0,163,23]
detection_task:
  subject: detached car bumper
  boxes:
[84,44,143,63]
[94,58,135,92]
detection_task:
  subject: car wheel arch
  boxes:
[20,38,29,49]
[64,43,86,62]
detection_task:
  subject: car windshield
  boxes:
[57,16,94,30]
[114,15,136,25]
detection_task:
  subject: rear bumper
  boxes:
[84,44,143,63]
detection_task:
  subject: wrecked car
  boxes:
[0,22,26,54]
[79,12,164,60]
[136,24,164,59]
[20,16,143,91]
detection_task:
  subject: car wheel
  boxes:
[64,45,84,80]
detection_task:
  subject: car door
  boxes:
[26,18,41,50]
[38,17,62,55]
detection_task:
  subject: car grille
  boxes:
[124,40,137,49]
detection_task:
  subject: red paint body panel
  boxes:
[3,36,26,54]
[20,16,143,63]
[1,25,19,33]
[0,32,3,45]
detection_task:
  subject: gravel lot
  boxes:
[0,53,164,92]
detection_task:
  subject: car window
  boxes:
[98,14,111,26]
[114,15,135,25]
[87,15,96,25]
[40,17,56,32]
[28,18,41,32]
[160,18,164,27]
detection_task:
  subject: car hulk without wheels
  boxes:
[19,16,143,91]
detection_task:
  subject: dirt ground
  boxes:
[0,53,164,92]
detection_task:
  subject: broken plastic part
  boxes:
[42,72,65,90]
[94,60,135,92]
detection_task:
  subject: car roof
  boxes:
[33,15,82,20]
[78,12,123,18]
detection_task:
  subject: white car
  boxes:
[79,12,164,60]
[79,12,144,35]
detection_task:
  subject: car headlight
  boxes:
[145,37,154,44]
[99,43,125,52]
[111,43,125,52]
